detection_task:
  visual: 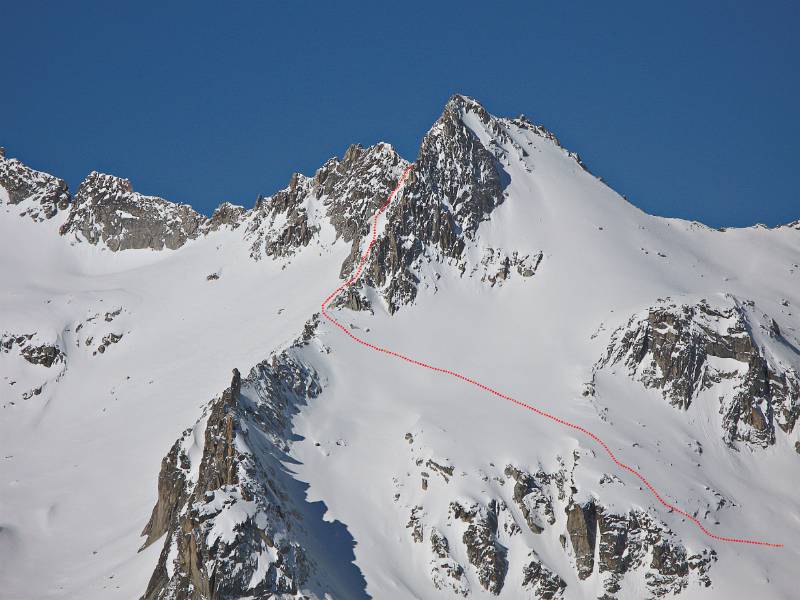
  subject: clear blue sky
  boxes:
[2,1,798,227]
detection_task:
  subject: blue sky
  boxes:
[2,1,798,227]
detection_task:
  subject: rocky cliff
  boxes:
[59,171,206,251]
[0,149,71,221]
[594,295,800,448]
[140,348,345,599]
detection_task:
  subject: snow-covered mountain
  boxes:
[1,95,798,600]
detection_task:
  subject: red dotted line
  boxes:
[321,164,783,549]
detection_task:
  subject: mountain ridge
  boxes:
[3,95,798,244]
[1,94,799,600]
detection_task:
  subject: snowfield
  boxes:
[1,96,798,599]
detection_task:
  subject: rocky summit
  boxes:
[1,95,798,600]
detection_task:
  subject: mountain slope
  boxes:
[0,95,798,600]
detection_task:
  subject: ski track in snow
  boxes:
[321,163,784,549]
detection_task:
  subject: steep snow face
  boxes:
[1,94,799,600]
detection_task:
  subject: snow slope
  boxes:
[1,96,798,599]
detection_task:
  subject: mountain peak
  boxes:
[439,93,493,128]
[75,171,134,204]
[443,93,486,113]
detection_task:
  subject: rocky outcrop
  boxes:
[565,499,597,579]
[246,143,408,261]
[474,248,543,286]
[1,331,68,404]
[60,171,205,251]
[20,342,64,368]
[396,448,711,599]
[360,95,510,313]
[2,332,65,368]
[141,354,327,599]
[140,432,192,549]
[451,500,508,595]
[564,500,715,597]
[246,173,318,259]
[0,152,71,221]
[429,528,470,597]
[521,552,566,599]
[202,202,246,232]
[595,296,800,448]
[95,332,123,355]
[321,143,408,243]
[504,465,555,534]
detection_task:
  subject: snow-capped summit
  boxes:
[1,95,799,600]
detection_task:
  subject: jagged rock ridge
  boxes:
[0,149,71,221]
[245,142,408,261]
[141,345,361,599]
[594,295,800,448]
[59,172,206,251]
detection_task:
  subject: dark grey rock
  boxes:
[429,528,469,596]
[362,94,510,313]
[565,499,596,579]
[246,143,407,262]
[521,552,566,599]
[20,343,64,368]
[203,202,246,232]
[0,152,71,221]
[597,298,800,448]
[60,171,206,251]
[453,499,508,594]
[504,465,555,533]
[142,357,327,600]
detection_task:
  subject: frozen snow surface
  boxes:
[1,96,798,599]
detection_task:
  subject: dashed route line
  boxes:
[321,163,783,549]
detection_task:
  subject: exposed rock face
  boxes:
[596,296,800,448]
[396,445,712,599]
[1,332,65,369]
[1,331,68,404]
[521,552,566,599]
[203,202,246,232]
[0,153,71,221]
[451,500,508,595]
[429,528,470,596]
[361,95,510,312]
[565,499,596,579]
[564,500,715,597]
[140,432,191,549]
[246,173,318,259]
[321,143,407,244]
[246,143,408,261]
[142,356,325,599]
[20,342,64,368]
[504,465,555,534]
[60,172,205,250]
